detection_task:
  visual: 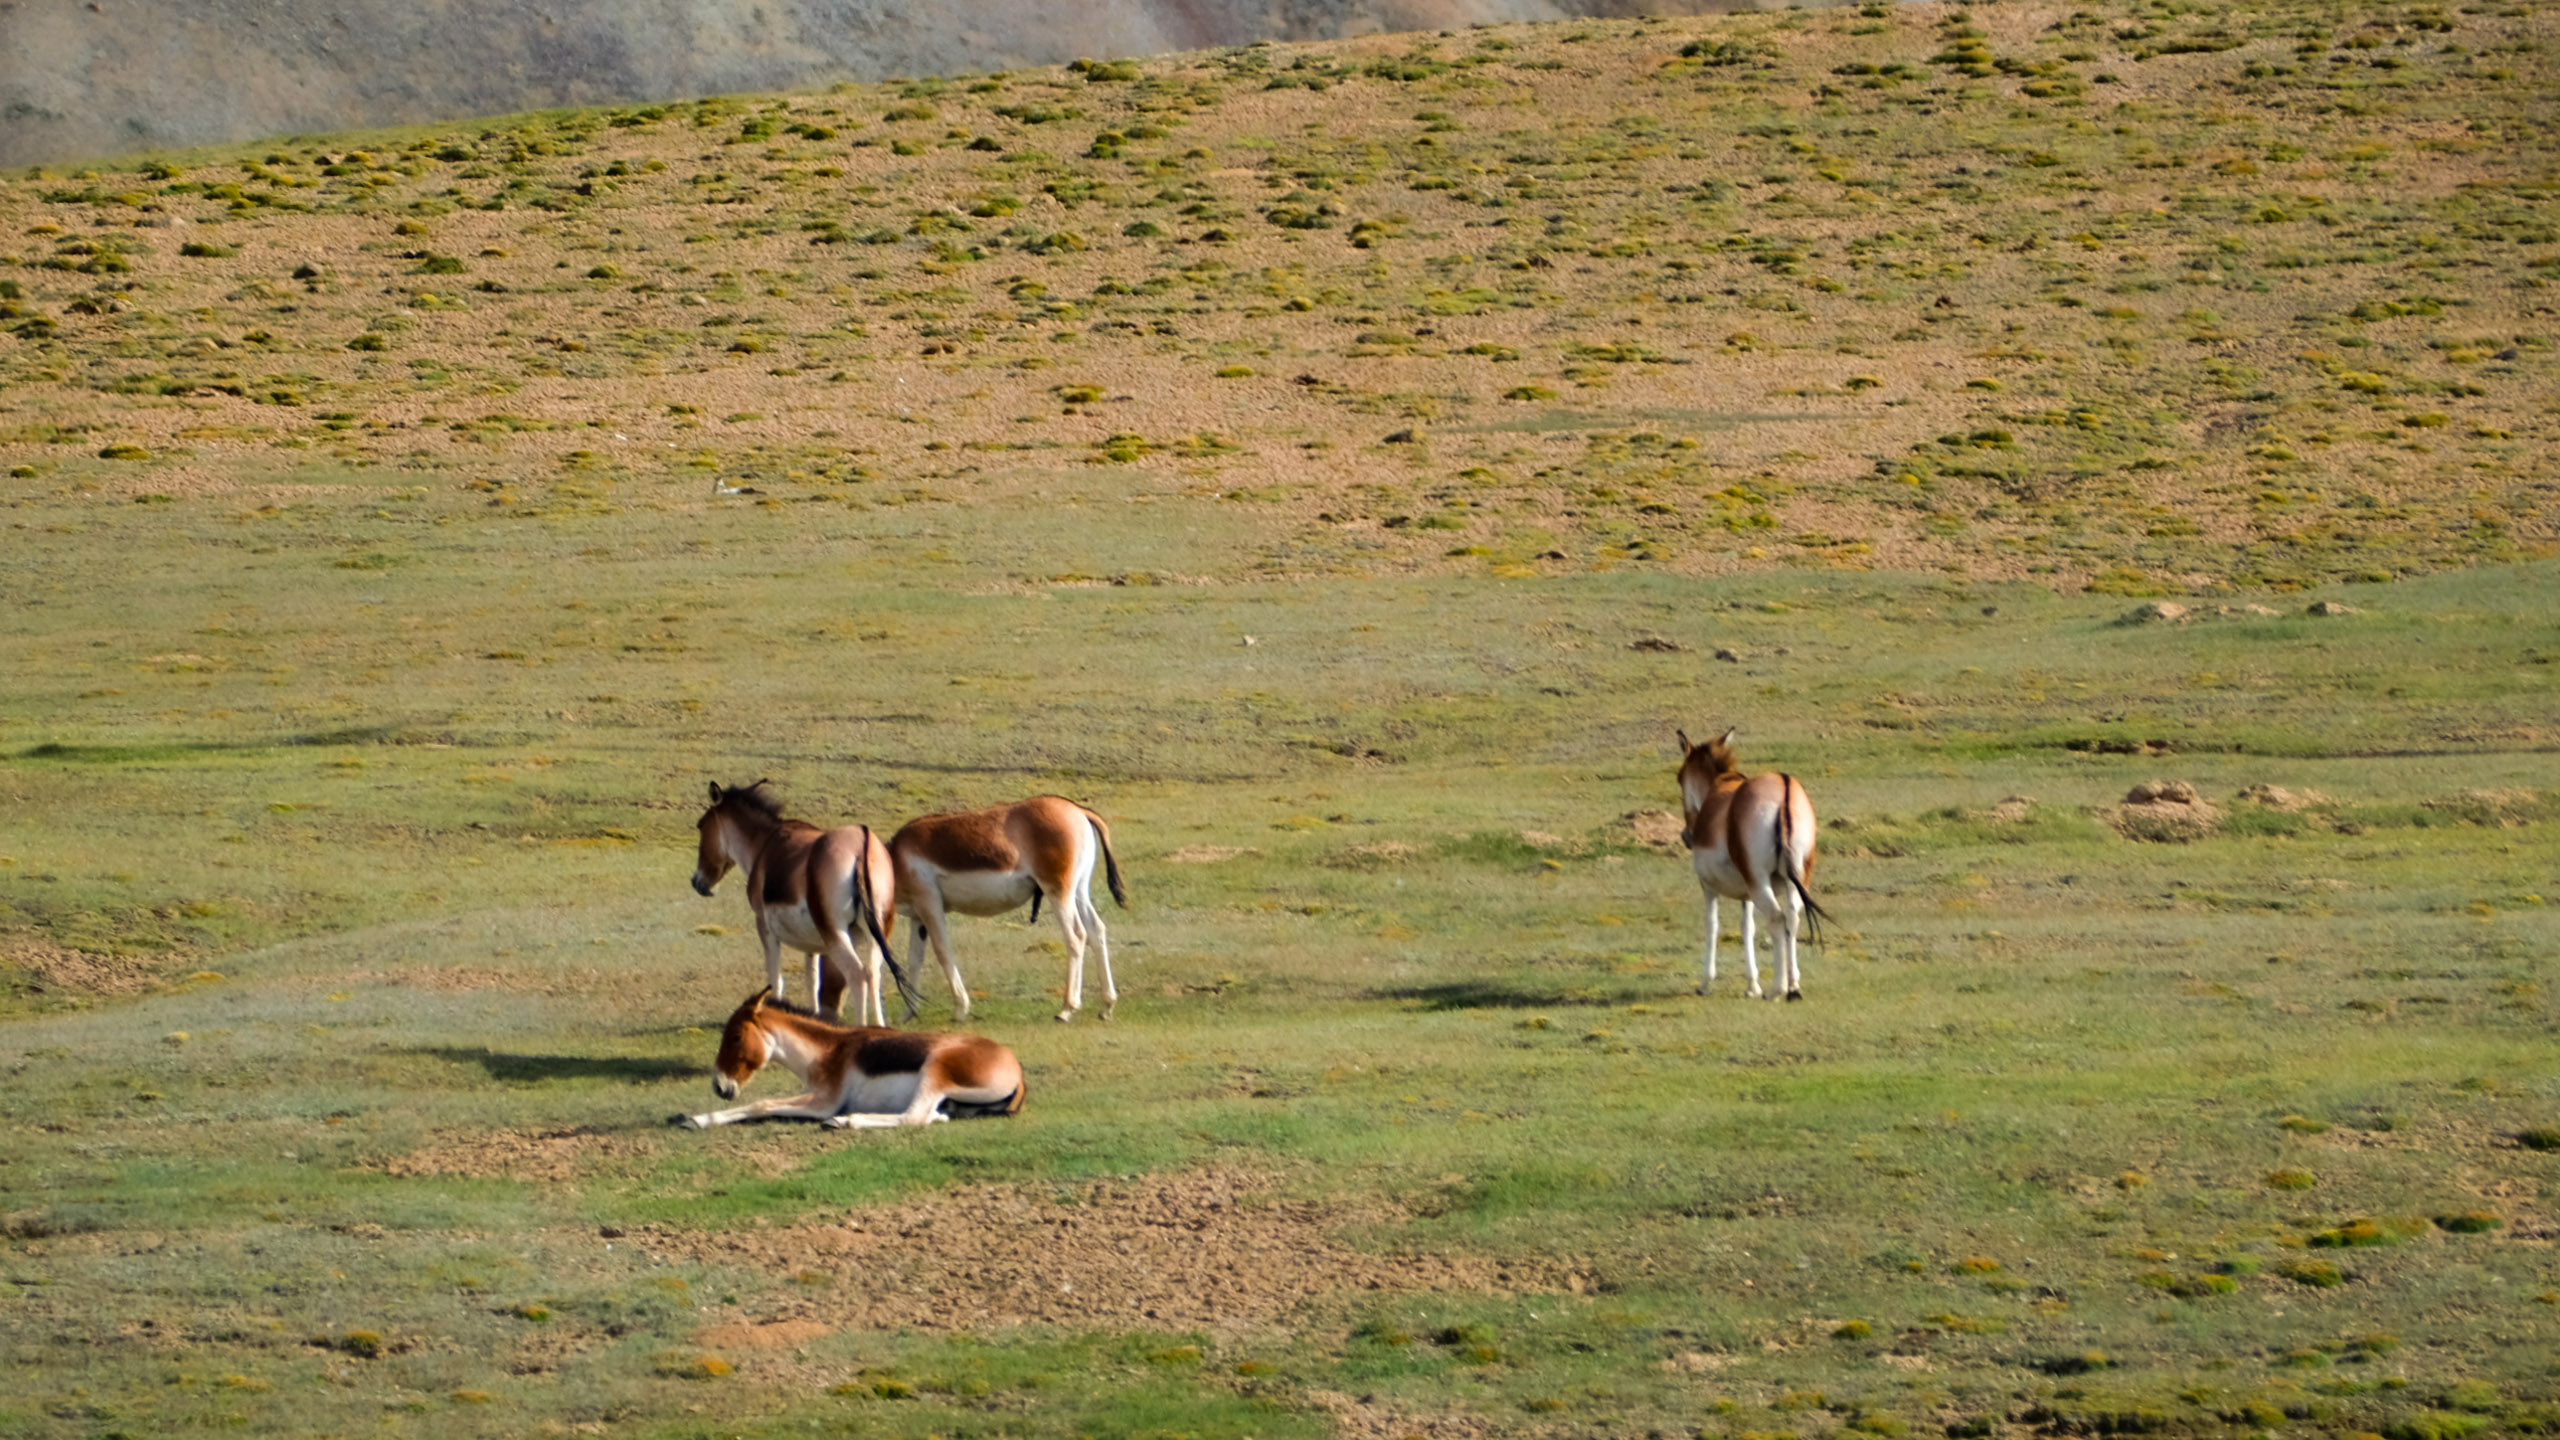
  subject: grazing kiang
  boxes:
[888,795,1128,1023]
[1676,728,1832,1001]
[690,780,916,1025]
[675,988,1025,1130]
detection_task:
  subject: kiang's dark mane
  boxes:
[719,780,785,823]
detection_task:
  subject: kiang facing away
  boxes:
[1677,727,1832,1001]
[676,989,1025,1131]
[889,795,1128,1023]
[691,780,916,1025]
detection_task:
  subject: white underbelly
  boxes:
[844,1070,924,1115]
[931,869,1041,917]
[764,904,832,953]
[1692,848,1751,901]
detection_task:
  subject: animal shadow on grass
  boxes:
[1373,981,1639,1011]
[411,1047,703,1085]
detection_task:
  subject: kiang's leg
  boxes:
[1699,890,1721,994]
[682,1090,839,1129]
[1739,896,1764,999]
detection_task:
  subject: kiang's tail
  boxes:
[1093,814,1128,908]
[855,826,923,1020]
[943,1079,1026,1119]
[1777,775,1834,946]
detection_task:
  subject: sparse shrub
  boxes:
[2309,1219,2394,1248]
[2276,1258,2344,1287]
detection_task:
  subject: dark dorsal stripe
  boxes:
[852,1031,936,1077]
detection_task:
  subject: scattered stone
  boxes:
[1629,636,1686,653]
[1713,646,1744,663]
[2121,601,2189,624]
[2306,600,2359,616]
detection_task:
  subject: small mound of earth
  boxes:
[1162,845,1255,864]
[383,1125,677,1185]
[1518,829,1568,850]
[643,1167,1566,1336]
[1984,795,2035,823]
[1623,809,1686,852]
[2109,780,2221,842]
[1,937,164,996]
[2236,783,2332,811]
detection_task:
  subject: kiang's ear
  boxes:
[1720,726,1738,746]
[708,781,724,802]
[1675,728,1692,753]
[751,987,771,1010]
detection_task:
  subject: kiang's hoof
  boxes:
[1054,1010,1076,1023]
[1785,990,1805,1003]
[667,1113,698,1129]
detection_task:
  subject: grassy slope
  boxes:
[3,1,2559,1437]
[0,0,2552,592]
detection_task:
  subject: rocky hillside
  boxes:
[0,0,1741,166]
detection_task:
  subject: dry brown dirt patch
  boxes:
[383,1125,674,1184]
[639,1166,1565,1335]
[697,1318,835,1350]
[1,936,165,996]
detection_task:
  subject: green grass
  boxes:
[2,457,2555,1434]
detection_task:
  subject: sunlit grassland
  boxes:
[2,439,2556,1435]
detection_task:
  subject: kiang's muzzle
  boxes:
[713,1073,740,1100]
[691,871,716,897]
